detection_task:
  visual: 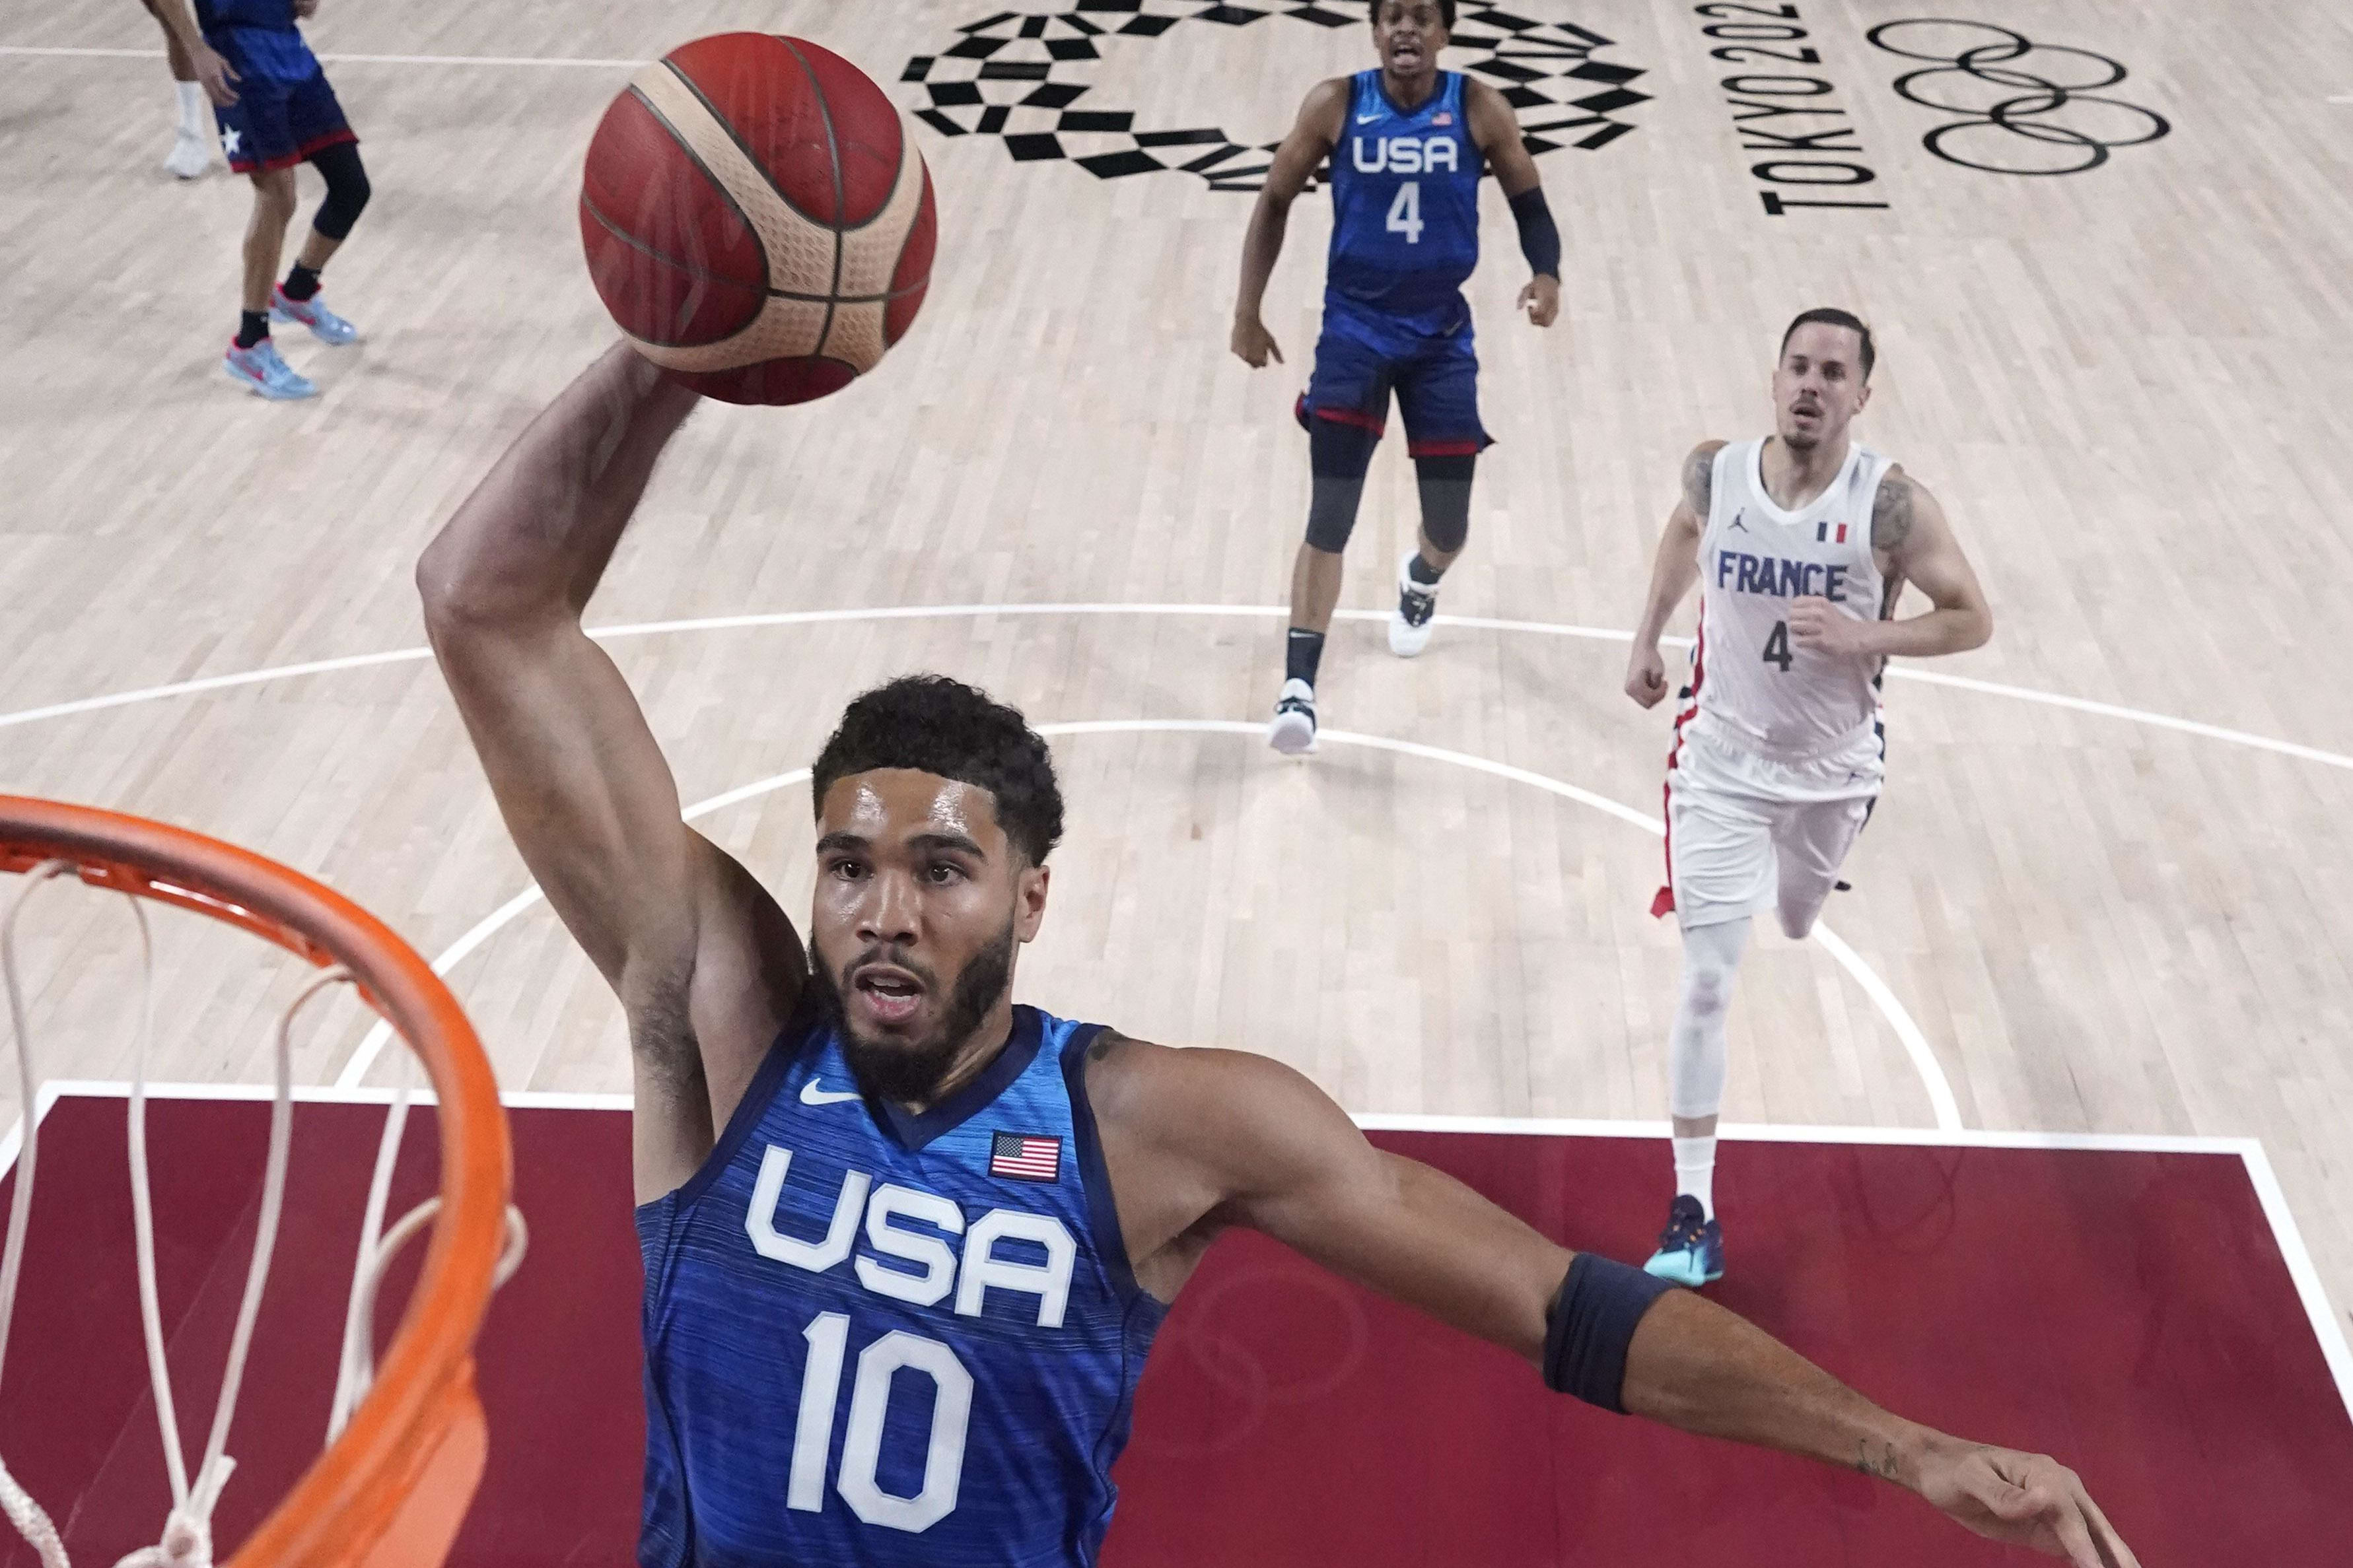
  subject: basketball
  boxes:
[578,34,937,406]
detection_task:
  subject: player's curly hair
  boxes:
[812,675,1065,866]
[1366,0,1456,26]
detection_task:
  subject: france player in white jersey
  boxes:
[1623,310,1994,1287]
[421,345,2128,1567]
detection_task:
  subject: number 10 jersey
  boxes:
[635,1002,1164,1567]
[1689,437,1897,762]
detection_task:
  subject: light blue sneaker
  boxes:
[271,284,358,345]
[1642,1194,1725,1287]
[223,337,318,400]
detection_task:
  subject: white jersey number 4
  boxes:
[1386,180,1423,244]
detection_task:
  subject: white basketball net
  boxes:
[0,862,525,1567]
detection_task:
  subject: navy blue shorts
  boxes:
[209,28,353,174]
[1296,315,1491,458]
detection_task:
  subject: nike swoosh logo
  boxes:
[1356,113,1380,123]
[800,1081,862,1107]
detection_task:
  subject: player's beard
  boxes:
[809,916,1018,1105]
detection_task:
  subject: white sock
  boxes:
[1673,1136,1716,1221]
[176,81,207,137]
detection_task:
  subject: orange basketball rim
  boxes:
[0,795,512,1567]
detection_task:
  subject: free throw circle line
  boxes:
[2,601,2345,776]
[332,720,1960,1133]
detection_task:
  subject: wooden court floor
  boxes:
[1,0,2350,1402]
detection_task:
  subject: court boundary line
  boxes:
[3,602,2347,773]
[3,1082,2344,1419]
[324,718,1960,1132]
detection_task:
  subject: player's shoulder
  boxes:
[1672,439,1735,516]
[1302,75,1356,114]
[1290,75,1356,141]
[1458,73,1511,114]
[1457,75,1521,137]
[1870,461,1945,550]
[1080,1033,1331,1149]
[1872,460,1940,511]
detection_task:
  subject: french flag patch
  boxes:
[1815,520,1848,543]
[989,1131,1062,1183]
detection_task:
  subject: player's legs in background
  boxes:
[1767,793,1872,941]
[1271,335,1387,754]
[141,0,213,178]
[1271,419,1377,753]
[1387,336,1489,657]
[1666,911,1749,1240]
[272,139,369,345]
[224,166,317,398]
[1647,746,1776,1285]
[241,166,299,333]
[1388,454,1473,656]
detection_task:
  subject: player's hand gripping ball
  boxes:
[579,34,938,405]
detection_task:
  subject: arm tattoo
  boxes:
[1856,1439,1903,1482]
[1872,475,1916,553]
[1681,447,1714,517]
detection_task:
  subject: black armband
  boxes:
[1542,1252,1675,1412]
[1508,186,1562,281]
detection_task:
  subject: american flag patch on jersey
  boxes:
[989,1131,1062,1182]
[1432,110,1453,126]
[1815,520,1849,543]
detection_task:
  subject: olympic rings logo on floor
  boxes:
[1866,18,2171,176]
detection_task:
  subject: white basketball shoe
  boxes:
[164,129,212,180]
[1267,679,1317,756]
[1388,550,1439,658]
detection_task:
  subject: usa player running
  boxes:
[1234,0,1564,755]
[421,345,2129,1568]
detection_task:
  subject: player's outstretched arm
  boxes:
[417,347,804,1200]
[1231,79,1345,369]
[1112,1042,2135,1567]
[1625,440,1720,707]
[1790,467,1992,660]
[1464,79,1560,327]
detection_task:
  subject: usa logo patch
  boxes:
[1432,111,1454,127]
[989,1131,1061,1182]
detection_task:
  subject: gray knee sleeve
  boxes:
[1304,418,1380,553]
[1415,453,1475,554]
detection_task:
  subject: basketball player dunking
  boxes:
[419,345,2128,1567]
[1233,0,1562,755]
[1625,310,1993,1287]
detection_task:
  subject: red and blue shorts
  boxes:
[1294,301,1492,459]
[207,26,355,174]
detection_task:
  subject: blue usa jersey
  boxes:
[636,1002,1166,1567]
[1325,69,1485,342]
